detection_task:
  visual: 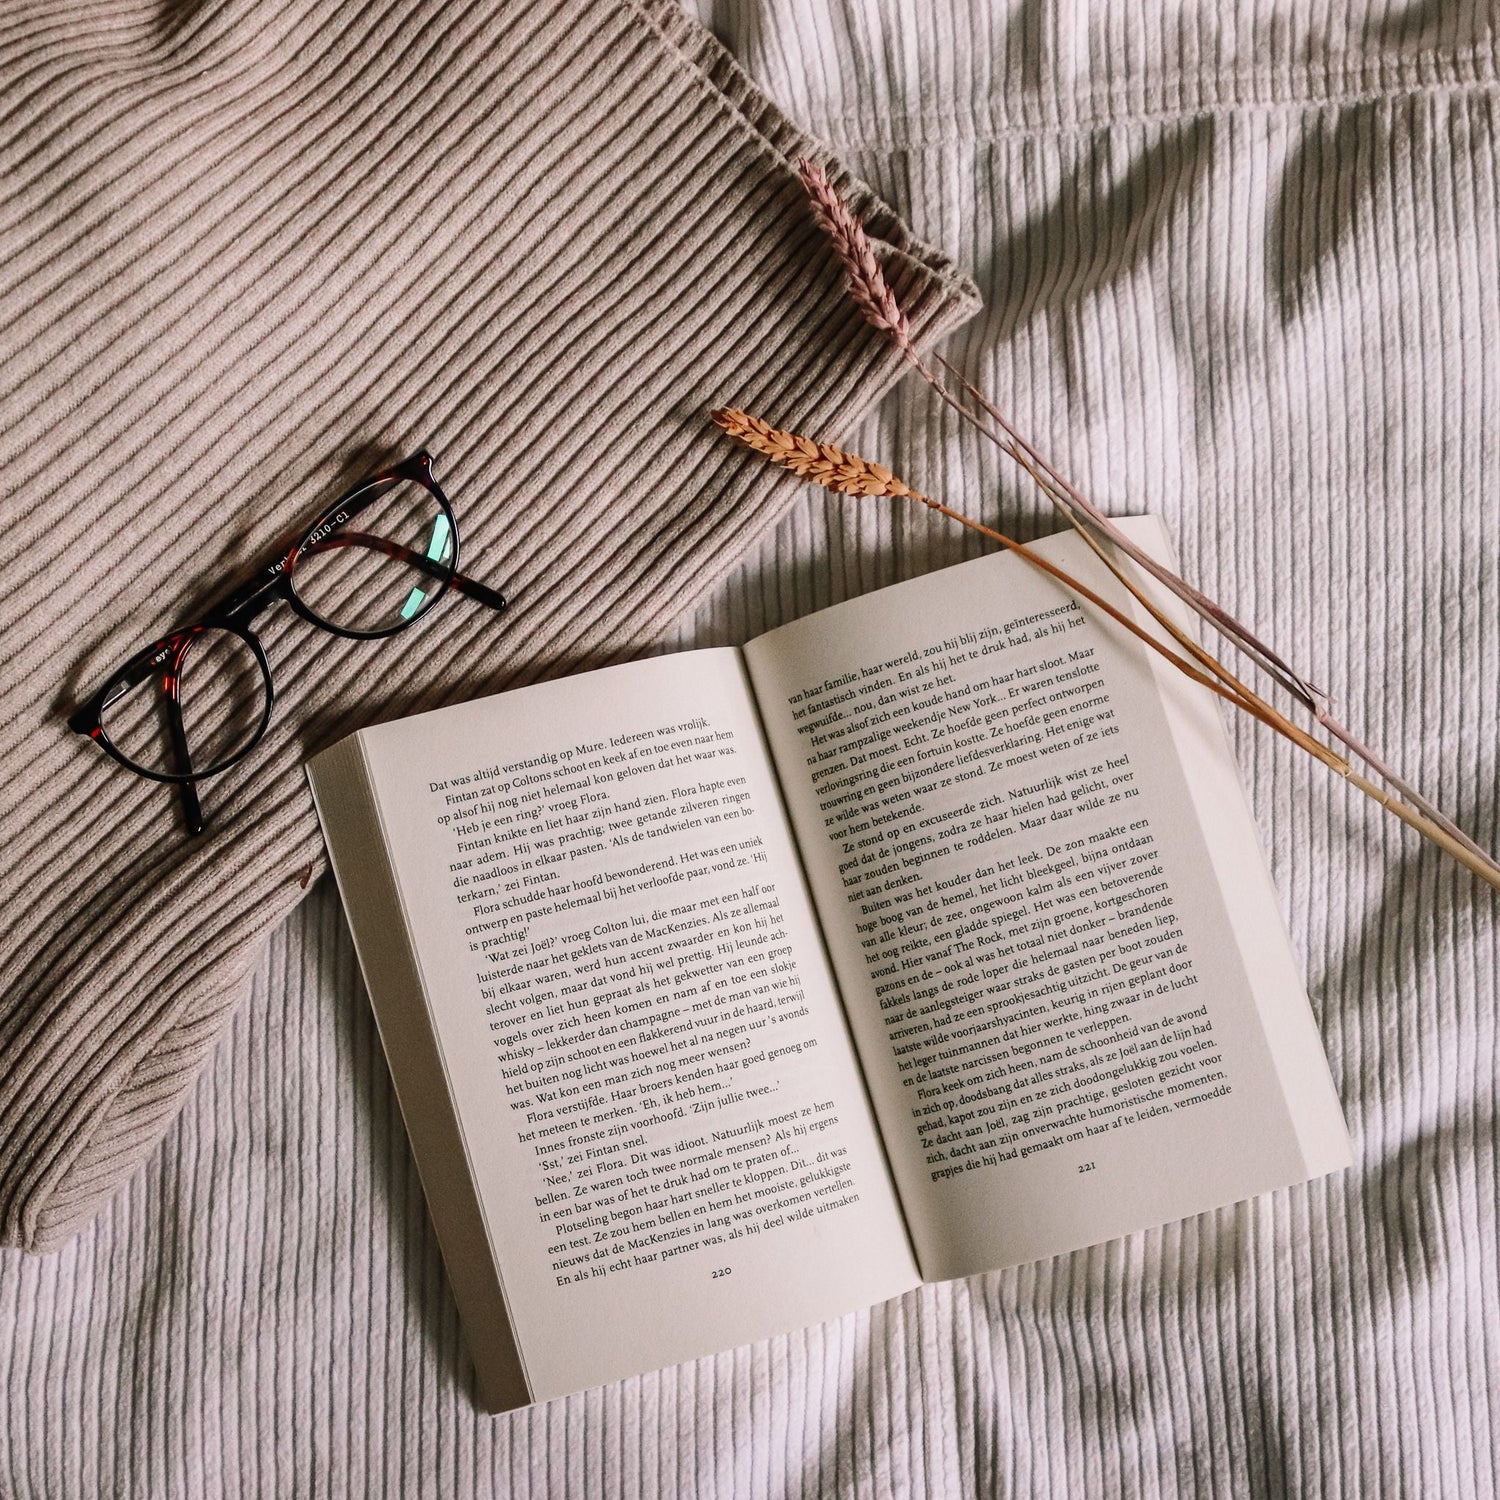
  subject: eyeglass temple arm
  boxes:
[304,531,508,611]
[162,671,205,838]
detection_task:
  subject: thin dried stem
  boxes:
[937,354,1328,708]
[711,409,1500,893]
[934,360,1497,867]
[790,166,1500,886]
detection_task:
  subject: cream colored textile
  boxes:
[0,0,972,1252]
[3,0,1499,1494]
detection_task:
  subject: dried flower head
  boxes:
[711,409,917,498]
[796,158,914,350]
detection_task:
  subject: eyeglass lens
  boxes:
[99,628,269,779]
[289,478,456,636]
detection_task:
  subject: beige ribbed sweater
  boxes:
[0,0,976,1252]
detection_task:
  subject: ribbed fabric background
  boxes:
[4,1,1500,1496]
[0,0,974,1252]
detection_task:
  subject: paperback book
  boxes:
[308,517,1350,1411]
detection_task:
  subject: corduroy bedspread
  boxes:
[4,2,1499,1495]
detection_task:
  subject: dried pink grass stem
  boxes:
[793,157,1500,888]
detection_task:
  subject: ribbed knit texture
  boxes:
[0,0,975,1253]
[4,0,1500,1495]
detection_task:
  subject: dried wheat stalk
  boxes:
[788,157,1500,888]
[711,408,1500,893]
[799,160,913,347]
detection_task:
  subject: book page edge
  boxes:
[1120,515,1353,1180]
[307,736,532,1414]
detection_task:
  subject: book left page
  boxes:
[316,649,918,1404]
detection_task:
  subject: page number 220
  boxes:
[712,1267,732,1279]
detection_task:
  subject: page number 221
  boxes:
[1077,1161,1096,1174]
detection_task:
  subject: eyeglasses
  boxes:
[68,450,507,836]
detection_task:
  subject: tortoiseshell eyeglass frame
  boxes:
[67,450,507,837]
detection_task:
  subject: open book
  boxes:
[308,517,1350,1412]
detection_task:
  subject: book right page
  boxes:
[744,517,1351,1282]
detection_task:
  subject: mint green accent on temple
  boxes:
[399,513,453,621]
